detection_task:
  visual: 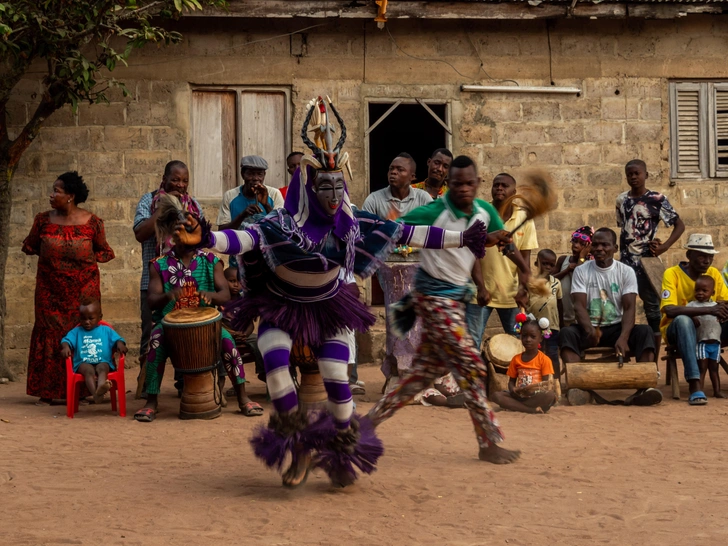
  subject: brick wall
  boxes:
[5,15,728,373]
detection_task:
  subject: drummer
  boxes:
[558,227,660,406]
[133,241,262,422]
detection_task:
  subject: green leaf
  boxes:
[174,0,183,11]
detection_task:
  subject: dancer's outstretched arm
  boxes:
[174,214,260,255]
[398,221,495,258]
[208,228,260,256]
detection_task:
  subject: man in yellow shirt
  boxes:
[466,173,534,346]
[411,148,453,199]
[661,234,728,405]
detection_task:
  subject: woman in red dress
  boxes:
[22,172,115,404]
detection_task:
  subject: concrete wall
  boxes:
[5,15,728,372]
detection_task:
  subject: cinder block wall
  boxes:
[6,16,728,373]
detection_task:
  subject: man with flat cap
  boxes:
[217,155,285,231]
[217,155,285,268]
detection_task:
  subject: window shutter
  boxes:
[191,91,237,198]
[670,82,704,178]
[709,83,728,177]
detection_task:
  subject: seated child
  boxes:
[60,299,127,404]
[527,249,563,379]
[490,318,557,414]
[220,266,265,383]
[554,226,593,327]
[687,275,724,398]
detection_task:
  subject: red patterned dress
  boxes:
[21,212,115,399]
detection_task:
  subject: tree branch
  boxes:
[6,92,58,169]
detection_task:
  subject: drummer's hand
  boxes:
[586,325,600,346]
[168,287,184,303]
[115,340,128,355]
[476,287,491,307]
[198,291,213,305]
[614,336,630,359]
[173,212,202,246]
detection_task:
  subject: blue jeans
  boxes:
[465,304,518,348]
[666,315,728,381]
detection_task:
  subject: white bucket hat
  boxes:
[684,233,719,255]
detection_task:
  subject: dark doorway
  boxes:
[368,102,448,193]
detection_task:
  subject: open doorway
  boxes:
[367,101,450,192]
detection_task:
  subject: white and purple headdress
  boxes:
[283,97,360,271]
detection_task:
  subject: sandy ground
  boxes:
[2,360,728,546]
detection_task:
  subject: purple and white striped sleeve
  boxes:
[398,225,462,249]
[210,228,260,255]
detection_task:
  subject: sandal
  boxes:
[240,401,264,417]
[689,391,708,406]
[134,407,157,422]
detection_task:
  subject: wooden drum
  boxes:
[161,307,222,420]
[565,361,658,391]
[483,334,524,373]
[290,341,327,412]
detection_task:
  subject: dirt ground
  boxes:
[2,361,728,546]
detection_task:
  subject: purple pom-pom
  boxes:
[314,414,384,486]
[462,220,487,259]
[249,424,301,472]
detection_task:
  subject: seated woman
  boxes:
[133,229,262,422]
[173,97,490,489]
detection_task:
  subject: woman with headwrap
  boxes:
[554,226,594,327]
[173,97,491,489]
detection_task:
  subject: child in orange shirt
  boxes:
[491,317,557,414]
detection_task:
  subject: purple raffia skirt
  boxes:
[224,283,375,348]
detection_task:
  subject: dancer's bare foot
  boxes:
[330,467,356,488]
[282,451,311,488]
[478,444,521,464]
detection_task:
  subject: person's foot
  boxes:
[134,399,159,422]
[34,398,52,407]
[240,401,264,416]
[330,467,357,488]
[94,380,112,404]
[478,444,521,464]
[714,390,726,399]
[282,451,312,488]
[625,388,663,407]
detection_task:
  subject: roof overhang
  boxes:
[186,1,727,21]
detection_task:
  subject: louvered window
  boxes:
[669,81,728,180]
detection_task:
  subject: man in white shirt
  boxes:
[369,155,521,465]
[559,227,660,406]
[362,152,432,219]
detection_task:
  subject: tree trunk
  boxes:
[0,165,13,380]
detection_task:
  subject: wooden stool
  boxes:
[662,345,728,400]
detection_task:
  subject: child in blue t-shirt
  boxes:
[61,299,127,404]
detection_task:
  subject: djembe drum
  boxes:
[290,341,327,412]
[161,307,222,420]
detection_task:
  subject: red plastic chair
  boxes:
[65,321,126,418]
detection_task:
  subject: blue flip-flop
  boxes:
[689,391,708,406]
